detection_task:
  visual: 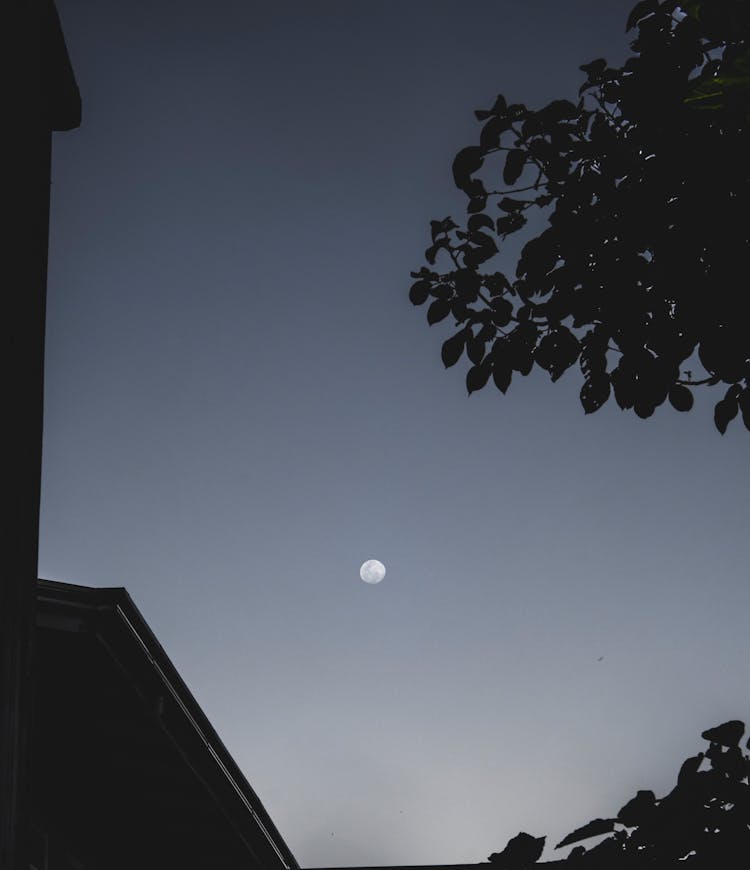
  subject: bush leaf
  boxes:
[555,818,618,850]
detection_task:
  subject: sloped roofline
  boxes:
[36,577,299,870]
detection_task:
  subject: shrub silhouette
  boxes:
[489,719,750,867]
[410,0,750,433]
[488,831,546,868]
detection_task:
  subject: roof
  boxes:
[34,578,298,870]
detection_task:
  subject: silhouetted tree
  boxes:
[490,719,750,868]
[409,0,750,434]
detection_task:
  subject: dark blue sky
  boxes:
[44,2,749,865]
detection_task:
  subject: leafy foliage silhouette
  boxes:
[488,719,750,867]
[410,0,750,433]
[488,832,545,868]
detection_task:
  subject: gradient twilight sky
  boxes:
[43,1,749,866]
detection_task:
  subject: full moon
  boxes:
[359,559,386,584]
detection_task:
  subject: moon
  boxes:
[360,559,386,584]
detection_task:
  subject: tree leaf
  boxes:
[529,138,555,162]
[452,146,484,191]
[701,720,745,748]
[429,217,456,243]
[617,790,657,827]
[467,335,486,365]
[534,327,580,381]
[579,58,607,79]
[429,220,443,243]
[634,399,656,419]
[427,299,451,325]
[425,239,447,265]
[714,396,738,434]
[677,753,704,786]
[580,374,611,414]
[488,832,545,868]
[462,246,489,268]
[430,283,452,300]
[490,94,508,115]
[668,384,694,412]
[469,230,497,249]
[626,0,659,31]
[450,299,469,322]
[499,197,526,212]
[467,195,488,214]
[480,115,508,150]
[441,331,466,368]
[409,279,431,306]
[466,361,492,394]
[539,98,579,122]
[707,743,746,779]
[468,214,495,233]
[739,388,750,431]
[453,269,481,303]
[508,324,538,375]
[492,363,512,394]
[582,835,621,861]
[555,818,618,850]
[485,272,511,296]
[496,213,527,237]
[611,361,636,410]
[503,149,526,185]
[490,296,514,327]
[477,322,497,342]
[579,325,608,379]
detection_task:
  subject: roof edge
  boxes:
[36,578,299,870]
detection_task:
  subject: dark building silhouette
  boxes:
[2,3,81,865]
[32,579,299,870]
